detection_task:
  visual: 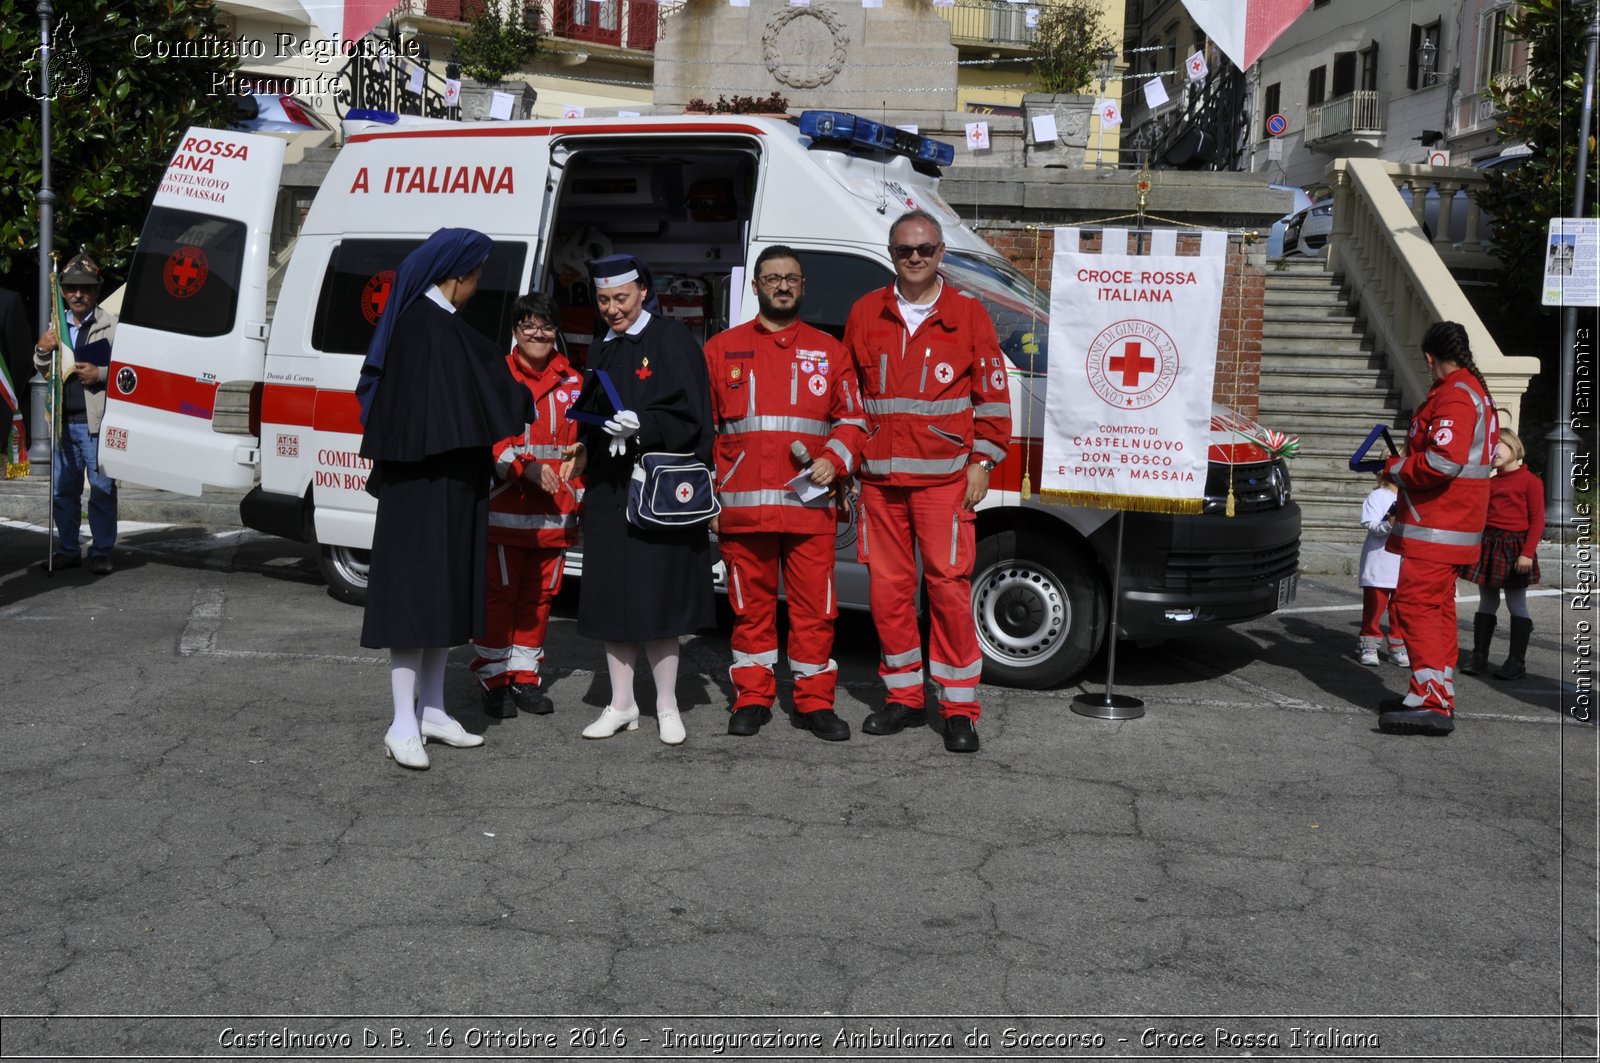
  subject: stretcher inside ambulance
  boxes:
[101,112,1300,690]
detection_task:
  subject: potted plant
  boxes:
[454,1,541,120]
[1023,0,1112,166]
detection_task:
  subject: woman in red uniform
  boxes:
[1379,321,1499,736]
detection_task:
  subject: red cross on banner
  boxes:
[1108,341,1156,387]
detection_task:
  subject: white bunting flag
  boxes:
[1186,49,1208,81]
[617,110,641,117]
[1024,6,1040,27]
[488,91,514,120]
[443,78,461,106]
[406,64,424,95]
[931,0,955,8]
[862,0,883,8]
[1098,98,1123,128]
[563,104,586,118]
[1030,112,1058,143]
[1142,77,1169,110]
[964,121,989,151]
[730,0,750,9]
[1041,228,1228,512]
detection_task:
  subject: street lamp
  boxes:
[1415,35,1438,86]
[1094,44,1117,169]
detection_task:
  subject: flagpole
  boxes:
[38,0,58,575]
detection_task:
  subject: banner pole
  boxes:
[1072,509,1144,720]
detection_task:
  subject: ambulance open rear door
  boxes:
[100,128,285,494]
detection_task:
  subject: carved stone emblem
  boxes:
[762,6,849,89]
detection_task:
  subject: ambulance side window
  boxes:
[120,207,247,338]
[789,251,892,340]
[311,239,529,354]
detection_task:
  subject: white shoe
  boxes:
[582,705,640,739]
[384,732,430,770]
[1391,648,1411,668]
[420,715,485,748]
[657,707,686,746]
[1359,647,1380,666]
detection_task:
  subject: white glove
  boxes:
[602,409,640,439]
[608,435,627,458]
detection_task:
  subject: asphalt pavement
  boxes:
[0,480,1595,1062]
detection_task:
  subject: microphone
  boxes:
[790,440,813,467]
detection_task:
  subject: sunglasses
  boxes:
[891,242,942,260]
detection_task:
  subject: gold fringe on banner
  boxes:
[1038,489,1206,515]
[5,460,29,480]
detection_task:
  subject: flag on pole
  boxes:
[1180,0,1312,71]
[48,271,75,434]
[0,352,25,478]
[1185,49,1208,81]
[964,121,989,151]
[1097,98,1123,128]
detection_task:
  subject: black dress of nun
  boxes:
[358,274,532,650]
[570,309,716,642]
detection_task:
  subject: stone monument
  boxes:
[652,0,958,114]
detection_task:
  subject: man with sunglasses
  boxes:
[33,253,119,574]
[703,246,868,741]
[842,211,1012,753]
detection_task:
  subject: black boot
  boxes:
[1493,616,1532,680]
[1458,612,1496,676]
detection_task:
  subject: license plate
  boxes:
[1277,573,1298,607]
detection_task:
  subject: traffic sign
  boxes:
[1266,113,1288,136]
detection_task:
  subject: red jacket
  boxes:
[1385,367,1498,563]
[843,281,1012,486]
[489,351,583,549]
[704,318,867,534]
[1487,464,1546,556]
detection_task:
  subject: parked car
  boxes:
[231,91,331,134]
[1265,184,1315,259]
[1280,197,1333,258]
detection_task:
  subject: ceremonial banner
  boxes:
[1041,228,1227,514]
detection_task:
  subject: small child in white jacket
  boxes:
[1358,472,1407,667]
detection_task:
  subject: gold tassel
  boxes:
[1021,470,1031,500]
[1226,480,1236,517]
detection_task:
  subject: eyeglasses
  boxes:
[516,322,557,336]
[891,243,943,260]
[757,273,804,288]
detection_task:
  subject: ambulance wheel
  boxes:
[971,530,1105,689]
[319,545,370,606]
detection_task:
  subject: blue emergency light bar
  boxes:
[798,110,956,167]
[346,108,399,124]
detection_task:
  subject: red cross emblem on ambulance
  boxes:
[163,245,209,299]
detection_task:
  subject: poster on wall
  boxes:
[1040,228,1227,513]
[1541,218,1598,307]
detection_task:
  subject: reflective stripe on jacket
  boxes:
[1385,366,1498,564]
[704,318,866,534]
[489,350,583,548]
[843,282,1012,487]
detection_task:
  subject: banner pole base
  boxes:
[1071,691,1145,719]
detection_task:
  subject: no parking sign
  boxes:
[1266,113,1287,136]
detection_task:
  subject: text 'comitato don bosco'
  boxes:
[1062,424,1195,483]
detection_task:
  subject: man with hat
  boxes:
[34,252,119,574]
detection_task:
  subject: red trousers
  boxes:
[470,543,566,689]
[721,531,838,713]
[1359,587,1404,652]
[859,479,982,720]
[1389,556,1457,712]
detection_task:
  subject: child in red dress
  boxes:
[1458,427,1544,680]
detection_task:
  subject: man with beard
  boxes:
[702,246,867,740]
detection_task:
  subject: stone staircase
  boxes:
[1257,259,1407,562]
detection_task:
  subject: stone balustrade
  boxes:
[1325,156,1538,428]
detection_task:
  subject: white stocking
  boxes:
[644,637,680,714]
[605,642,639,712]
[388,648,422,740]
[417,646,452,727]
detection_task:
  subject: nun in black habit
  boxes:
[560,254,715,746]
[357,228,533,770]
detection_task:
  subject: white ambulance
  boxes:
[101,111,1300,689]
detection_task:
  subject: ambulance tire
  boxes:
[319,545,371,606]
[971,530,1105,689]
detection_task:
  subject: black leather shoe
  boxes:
[942,715,980,752]
[89,555,113,576]
[482,686,517,719]
[727,704,772,737]
[861,704,927,735]
[1378,703,1454,736]
[793,708,851,741]
[40,553,80,571]
[512,684,554,714]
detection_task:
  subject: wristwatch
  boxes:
[974,459,995,472]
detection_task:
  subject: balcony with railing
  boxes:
[934,0,1038,50]
[406,0,659,53]
[1306,90,1386,151]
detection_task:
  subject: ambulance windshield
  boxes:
[941,250,1050,374]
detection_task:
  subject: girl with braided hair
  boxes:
[1378,321,1500,736]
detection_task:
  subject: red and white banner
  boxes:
[1040,228,1227,514]
[1180,0,1311,71]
